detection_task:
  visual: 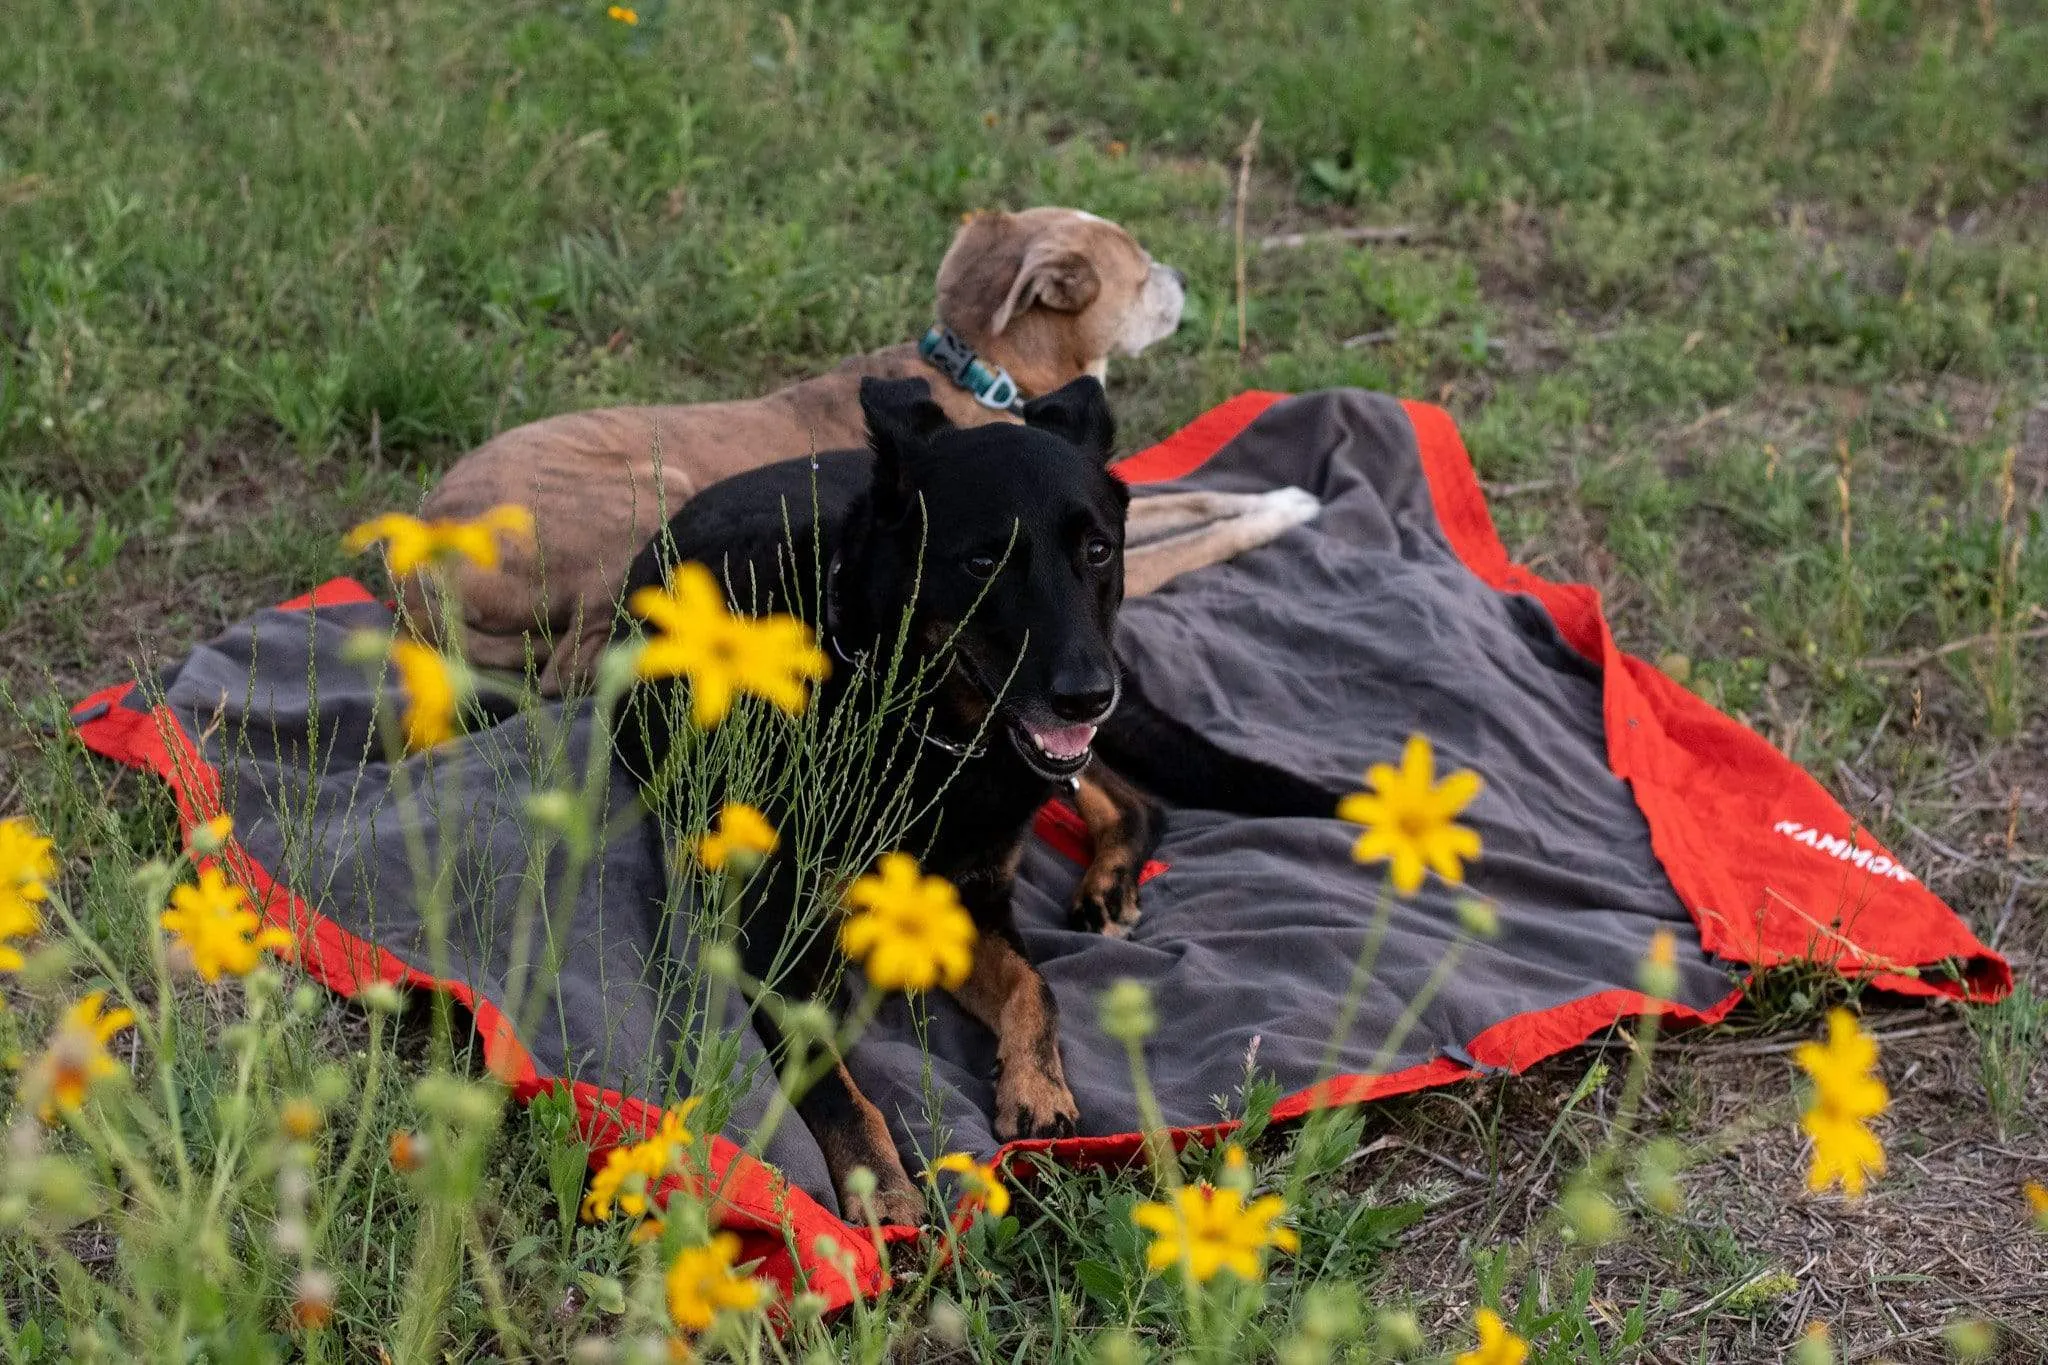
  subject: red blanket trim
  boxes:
[70,390,2008,1304]
[1112,391,1288,484]
[1399,399,2008,1005]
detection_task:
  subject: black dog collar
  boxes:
[918,325,1026,413]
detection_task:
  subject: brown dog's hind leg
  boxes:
[1069,766,1163,937]
[1121,487,1321,597]
[951,929,1081,1141]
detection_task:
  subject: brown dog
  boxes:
[406,207,1317,694]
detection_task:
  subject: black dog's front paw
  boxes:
[994,1065,1080,1141]
[1069,859,1142,938]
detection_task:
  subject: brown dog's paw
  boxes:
[1069,859,1142,937]
[993,1066,1080,1141]
[842,1178,927,1229]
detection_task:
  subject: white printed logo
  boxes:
[1772,821,1917,885]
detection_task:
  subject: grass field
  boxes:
[3,0,2046,1359]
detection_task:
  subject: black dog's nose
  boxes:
[1050,659,1116,722]
[1167,266,1187,289]
[1051,685,1115,723]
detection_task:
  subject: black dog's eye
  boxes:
[1083,536,1115,568]
[964,554,1000,580]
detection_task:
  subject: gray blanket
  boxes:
[82,390,1742,1220]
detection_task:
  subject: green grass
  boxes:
[4,0,2047,1359]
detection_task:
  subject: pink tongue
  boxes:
[1028,723,1096,759]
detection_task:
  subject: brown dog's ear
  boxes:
[990,240,1102,335]
[860,376,951,521]
[1021,376,1116,465]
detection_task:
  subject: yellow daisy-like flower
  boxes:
[665,1232,768,1334]
[1455,1308,1529,1365]
[2024,1180,2048,1231]
[0,816,57,972]
[839,853,975,992]
[20,991,137,1122]
[1794,1008,1888,1197]
[696,803,779,873]
[1338,734,1483,896]
[389,639,464,751]
[343,505,535,577]
[161,865,295,981]
[607,3,639,22]
[1131,1180,1299,1282]
[628,563,828,729]
[930,1152,1011,1219]
[581,1099,701,1223]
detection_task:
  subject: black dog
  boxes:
[613,375,1332,1224]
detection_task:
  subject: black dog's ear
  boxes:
[861,377,951,520]
[1021,375,1116,465]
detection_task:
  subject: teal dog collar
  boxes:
[918,325,1025,413]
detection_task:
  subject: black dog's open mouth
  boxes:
[1005,717,1096,781]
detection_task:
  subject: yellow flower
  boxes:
[2024,1181,2048,1231]
[1794,1009,1888,1197]
[343,505,534,577]
[1639,926,1679,1001]
[1455,1308,1529,1365]
[607,3,639,21]
[627,563,828,728]
[0,817,57,972]
[665,1232,767,1334]
[839,853,975,992]
[582,1099,700,1223]
[930,1152,1010,1219]
[20,991,137,1121]
[389,639,464,751]
[696,803,779,873]
[161,865,295,981]
[1131,1181,1299,1282]
[1338,734,1483,896]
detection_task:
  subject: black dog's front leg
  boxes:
[948,861,1081,1141]
[1068,765,1163,936]
[749,1006,925,1227]
[1094,668,1345,819]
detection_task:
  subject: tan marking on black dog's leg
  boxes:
[1070,766,1161,937]
[805,1061,925,1227]
[951,934,1080,1140]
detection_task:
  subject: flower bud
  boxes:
[595,643,645,700]
[1455,898,1499,939]
[391,1129,428,1178]
[341,629,393,667]
[189,814,235,855]
[1636,1138,1685,1216]
[1790,1322,1833,1365]
[1638,928,1679,1002]
[843,1166,878,1200]
[700,943,743,982]
[782,1000,837,1042]
[927,1297,968,1348]
[1098,979,1155,1043]
[1088,1330,1144,1365]
[1945,1320,1997,1361]
[1561,1185,1621,1245]
[1373,1308,1424,1356]
[291,1268,336,1330]
[280,1098,323,1141]
[358,981,404,1014]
